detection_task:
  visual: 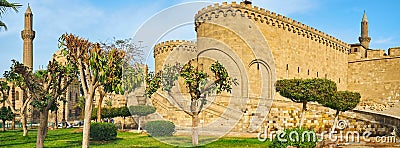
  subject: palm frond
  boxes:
[0,0,22,17]
[0,20,7,31]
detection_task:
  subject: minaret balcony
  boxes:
[21,30,36,39]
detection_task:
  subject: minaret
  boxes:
[359,11,371,49]
[21,4,35,70]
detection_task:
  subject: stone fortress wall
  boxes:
[194,2,349,91]
[348,48,400,112]
[151,1,400,134]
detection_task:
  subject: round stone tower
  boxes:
[153,40,197,72]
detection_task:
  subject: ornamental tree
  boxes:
[118,106,131,130]
[320,91,360,132]
[6,59,77,148]
[97,38,143,123]
[275,78,337,128]
[59,33,125,148]
[3,63,31,136]
[146,61,237,146]
[0,81,10,103]
[0,106,14,131]
[128,105,156,132]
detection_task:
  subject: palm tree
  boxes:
[0,0,22,31]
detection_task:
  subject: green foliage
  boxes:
[89,122,117,141]
[145,63,183,98]
[129,105,156,117]
[272,127,318,148]
[4,60,27,89]
[0,106,15,122]
[91,108,97,120]
[0,106,15,131]
[275,78,337,103]
[320,91,361,112]
[145,120,175,137]
[210,61,237,94]
[145,72,162,98]
[0,80,10,102]
[0,0,22,31]
[161,63,182,92]
[118,106,131,118]
[180,61,208,101]
[4,59,77,112]
[58,33,126,95]
[123,65,144,94]
[92,106,132,120]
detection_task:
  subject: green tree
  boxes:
[129,105,155,132]
[118,106,131,130]
[7,59,76,148]
[275,78,337,128]
[320,91,360,132]
[3,63,31,136]
[59,33,125,148]
[0,80,10,106]
[96,38,143,123]
[0,80,15,130]
[146,61,236,146]
[0,106,14,131]
[0,0,21,31]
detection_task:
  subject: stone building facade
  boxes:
[151,2,400,134]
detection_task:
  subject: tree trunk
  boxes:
[54,109,58,129]
[12,118,15,130]
[2,102,4,131]
[21,113,28,136]
[36,110,49,148]
[192,113,199,146]
[122,117,125,130]
[97,100,102,123]
[12,86,16,130]
[97,91,105,123]
[137,116,141,132]
[331,110,340,132]
[2,120,5,131]
[62,101,66,128]
[82,92,94,148]
[299,101,307,128]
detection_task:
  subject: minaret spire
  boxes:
[21,4,35,70]
[359,10,371,49]
[362,10,368,22]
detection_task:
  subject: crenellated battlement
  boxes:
[194,1,351,53]
[153,40,197,58]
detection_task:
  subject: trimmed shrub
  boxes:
[90,122,118,141]
[272,127,319,148]
[145,120,175,137]
[129,105,156,117]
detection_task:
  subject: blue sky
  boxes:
[0,0,399,73]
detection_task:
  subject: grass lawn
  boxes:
[0,128,272,147]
